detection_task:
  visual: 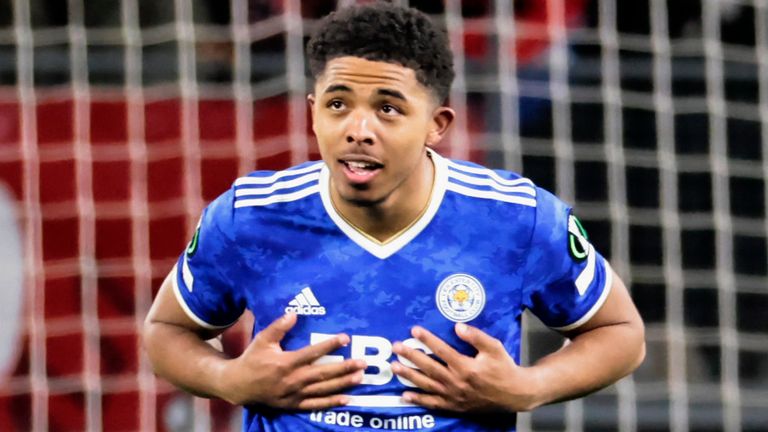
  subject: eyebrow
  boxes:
[376,88,407,102]
[323,84,352,94]
[322,84,408,102]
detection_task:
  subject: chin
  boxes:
[341,193,385,207]
[333,179,377,205]
[337,187,388,207]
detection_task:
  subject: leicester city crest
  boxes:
[435,274,486,322]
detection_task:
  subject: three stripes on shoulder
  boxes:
[231,159,538,209]
[234,163,323,208]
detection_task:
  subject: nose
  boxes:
[345,111,375,145]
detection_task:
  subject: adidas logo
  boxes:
[285,287,326,316]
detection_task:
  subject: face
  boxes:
[308,56,454,208]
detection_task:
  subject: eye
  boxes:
[381,104,401,115]
[327,99,345,111]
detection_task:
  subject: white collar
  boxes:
[319,149,448,259]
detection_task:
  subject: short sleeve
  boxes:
[173,188,245,329]
[522,187,613,331]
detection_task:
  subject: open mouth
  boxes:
[344,160,382,175]
[340,159,383,183]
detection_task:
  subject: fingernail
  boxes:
[391,362,400,373]
[411,327,422,338]
[392,342,402,353]
[402,393,412,403]
[338,334,350,346]
[339,396,349,405]
[352,372,363,383]
[456,323,468,335]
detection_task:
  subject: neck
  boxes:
[331,151,435,242]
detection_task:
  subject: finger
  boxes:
[401,391,454,411]
[286,359,366,391]
[392,342,453,384]
[252,313,297,347]
[455,323,506,355]
[295,395,350,411]
[300,370,364,396]
[391,361,448,395]
[411,326,467,368]
[289,333,352,367]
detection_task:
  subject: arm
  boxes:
[527,268,645,406]
[143,268,366,408]
[391,267,644,412]
[143,269,233,399]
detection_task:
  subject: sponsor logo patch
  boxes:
[568,212,590,262]
[285,286,326,315]
[186,226,200,257]
[435,274,485,322]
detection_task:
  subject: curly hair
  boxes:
[306,2,455,104]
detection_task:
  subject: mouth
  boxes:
[339,157,384,184]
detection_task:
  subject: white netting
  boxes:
[0,1,766,431]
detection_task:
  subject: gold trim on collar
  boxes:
[329,152,436,245]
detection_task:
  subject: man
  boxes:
[143,3,645,431]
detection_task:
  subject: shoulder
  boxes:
[439,156,574,236]
[231,160,324,209]
[198,161,324,237]
[442,157,537,208]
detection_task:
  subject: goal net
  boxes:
[0,0,766,431]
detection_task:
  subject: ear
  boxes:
[425,106,455,147]
[307,93,316,113]
[307,94,316,133]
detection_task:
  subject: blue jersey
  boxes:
[173,150,612,431]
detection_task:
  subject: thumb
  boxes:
[252,313,297,347]
[455,322,505,355]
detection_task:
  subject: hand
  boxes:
[391,323,541,413]
[219,313,366,410]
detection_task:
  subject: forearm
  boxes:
[528,321,645,408]
[143,320,230,400]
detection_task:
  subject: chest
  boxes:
[235,214,529,356]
